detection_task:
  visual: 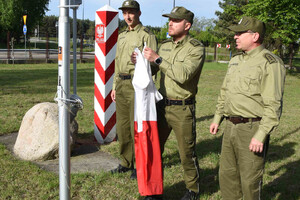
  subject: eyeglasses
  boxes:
[235,30,255,36]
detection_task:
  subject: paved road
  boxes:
[0,49,94,61]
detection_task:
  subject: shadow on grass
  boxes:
[266,142,296,164]
[196,114,214,122]
[278,126,300,141]
[263,159,300,200]
[162,166,220,199]
[71,138,100,157]
[260,141,297,199]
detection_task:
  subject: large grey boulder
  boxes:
[14,102,78,161]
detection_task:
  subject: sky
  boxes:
[46,0,222,27]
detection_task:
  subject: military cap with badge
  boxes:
[228,16,266,38]
[162,6,194,25]
[119,0,140,11]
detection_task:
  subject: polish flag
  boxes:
[132,47,163,196]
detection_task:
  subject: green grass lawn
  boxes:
[0,62,300,199]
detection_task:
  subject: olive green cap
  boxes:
[162,6,194,24]
[118,0,140,10]
[228,16,266,38]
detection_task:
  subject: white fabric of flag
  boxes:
[132,46,163,132]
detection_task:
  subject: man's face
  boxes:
[234,30,258,51]
[168,18,190,37]
[122,8,141,28]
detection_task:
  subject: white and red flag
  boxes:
[132,46,163,196]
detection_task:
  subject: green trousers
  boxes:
[219,120,267,200]
[115,79,135,169]
[156,100,200,193]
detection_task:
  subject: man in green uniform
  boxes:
[140,6,205,200]
[110,0,157,179]
[210,16,286,200]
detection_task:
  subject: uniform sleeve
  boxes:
[146,33,158,52]
[159,45,205,84]
[253,61,286,142]
[112,35,121,90]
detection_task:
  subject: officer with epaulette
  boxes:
[110,0,158,180]
[210,16,286,200]
[134,6,205,200]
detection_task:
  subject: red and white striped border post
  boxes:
[94,5,118,144]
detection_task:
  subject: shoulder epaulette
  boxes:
[189,39,202,47]
[232,51,243,57]
[119,29,126,34]
[161,39,172,44]
[143,27,154,35]
[264,53,277,64]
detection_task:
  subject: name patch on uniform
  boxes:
[264,53,277,64]
[161,48,171,52]
[230,63,238,66]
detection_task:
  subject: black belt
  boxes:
[165,98,194,106]
[226,116,262,124]
[119,74,132,80]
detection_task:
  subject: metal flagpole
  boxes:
[58,0,71,199]
[72,7,78,95]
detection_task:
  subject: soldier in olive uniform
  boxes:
[138,7,205,200]
[210,16,286,200]
[110,0,158,179]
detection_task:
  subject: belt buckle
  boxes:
[165,98,171,106]
[119,74,130,80]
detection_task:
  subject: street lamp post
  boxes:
[34,28,37,48]
[55,21,58,43]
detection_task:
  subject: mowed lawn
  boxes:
[0,62,299,200]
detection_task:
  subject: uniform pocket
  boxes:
[239,69,260,94]
[175,55,185,63]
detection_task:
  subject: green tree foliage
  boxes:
[39,15,58,38]
[215,0,300,66]
[244,0,299,45]
[190,17,218,47]
[214,0,248,44]
[0,0,50,43]
[151,17,219,46]
[243,0,300,66]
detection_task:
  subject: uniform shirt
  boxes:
[212,45,286,143]
[112,23,157,90]
[155,35,205,99]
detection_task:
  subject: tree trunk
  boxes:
[7,31,11,61]
[288,43,294,68]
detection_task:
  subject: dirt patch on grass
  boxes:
[0,132,120,174]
